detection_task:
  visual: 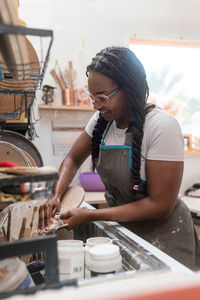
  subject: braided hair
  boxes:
[86,47,149,189]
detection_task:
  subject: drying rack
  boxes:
[0,24,53,133]
[0,235,78,299]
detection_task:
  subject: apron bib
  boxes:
[96,122,200,269]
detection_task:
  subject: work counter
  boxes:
[0,195,198,299]
[2,202,196,300]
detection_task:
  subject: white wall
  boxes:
[18,0,200,192]
[19,0,200,90]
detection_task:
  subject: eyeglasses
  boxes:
[87,87,120,107]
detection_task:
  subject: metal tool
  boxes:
[0,205,12,228]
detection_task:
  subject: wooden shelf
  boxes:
[39,105,94,111]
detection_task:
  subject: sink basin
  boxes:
[72,220,168,273]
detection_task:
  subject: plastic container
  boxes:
[88,244,122,277]
[0,257,34,293]
[79,172,105,191]
[57,240,84,281]
[84,237,113,278]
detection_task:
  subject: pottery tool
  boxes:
[0,205,12,228]
[18,217,26,239]
[55,59,68,89]
[44,186,85,234]
[30,206,38,230]
[6,209,11,241]
[0,206,12,241]
[2,226,8,241]
[50,69,65,90]
[31,231,38,238]
[64,60,77,89]
[23,206,38,240]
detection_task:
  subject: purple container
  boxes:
[79,172,105,191]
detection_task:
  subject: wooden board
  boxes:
[0,130,43,167]
[0,0,30,80]
[60,185,85,213]
[0,166,56,175]
[0,141,31,166]
[0,37,40,115]
[22,150,37,167]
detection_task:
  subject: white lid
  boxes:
[0,257,29,293]
[86,237,112,247]
[89,244,120,260]
[57,240,83,247]
[0,257,19,279]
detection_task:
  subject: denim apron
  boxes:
[96,122,200,269]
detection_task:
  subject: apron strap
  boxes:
[102,103,156,146]
[101,121,113,143]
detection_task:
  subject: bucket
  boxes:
[88,244,122,277]
[57,240,84,281]
[84,237,112,278]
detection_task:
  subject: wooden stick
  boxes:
[53,126,85,131]
[18,218,26,239]
[7,210,11,241]
[50,69,65,90]
[30,206,38,230]
[55,59,68,88]
[2,226,8,241]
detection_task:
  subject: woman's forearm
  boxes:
[87,196,174,223]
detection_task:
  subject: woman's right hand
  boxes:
[38,196,61,234]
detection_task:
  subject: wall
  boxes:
[19,0,200,192]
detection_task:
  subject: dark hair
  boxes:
[86,46,149,189]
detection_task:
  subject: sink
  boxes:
[72,220,169,273]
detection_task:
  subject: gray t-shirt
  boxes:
[85,107,184,181]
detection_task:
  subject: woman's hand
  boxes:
[56,208,91,231]
[38,197,61,234]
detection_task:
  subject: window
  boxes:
[129,38,200,145]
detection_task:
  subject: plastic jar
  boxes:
[0,257,34,293]
[88,244,122,277]
[57,240,84,281]
[84,237,113,278]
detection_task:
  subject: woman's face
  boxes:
[88,71,132,129]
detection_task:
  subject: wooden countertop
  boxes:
[84,191,106,205]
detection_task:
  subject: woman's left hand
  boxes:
[55,208,91,231]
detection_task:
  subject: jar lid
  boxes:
[0,257,19,281]
[57,240,83,247]
[89,244,120,260]
[86,237,112,247]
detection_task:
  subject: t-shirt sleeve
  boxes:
[146,114,184,161]
[85,111,100,137]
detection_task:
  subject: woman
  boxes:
[39,46,199,269]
